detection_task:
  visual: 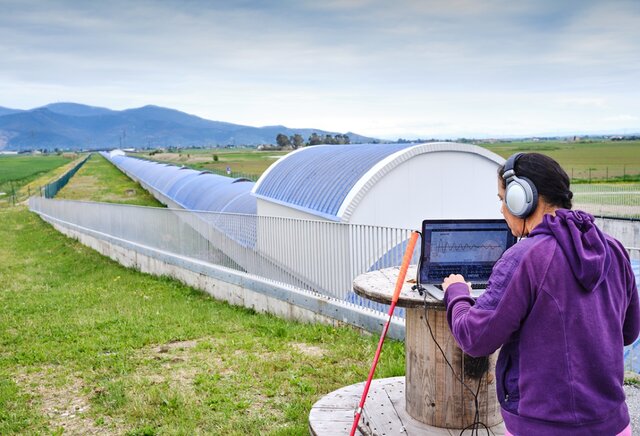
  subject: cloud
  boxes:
[0,0,638,137]
[557,97,608,107]
[604,114,638,122]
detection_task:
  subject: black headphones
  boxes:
[502,153,538,218]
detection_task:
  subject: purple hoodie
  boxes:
[445,210,640,435]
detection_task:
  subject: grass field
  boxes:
[0,155,74,185]
[0,206,404,435]
[56,154,164,207]
[130,149,289,181]
[482,140,640,182]
[134,140,640,184]
[0,154,75,206]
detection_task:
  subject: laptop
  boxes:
[419,219,517,300]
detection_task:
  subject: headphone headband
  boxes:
[503,153,523,181]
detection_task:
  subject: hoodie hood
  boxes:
[529,209,611,292]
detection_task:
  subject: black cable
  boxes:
[412,231,426,295]
[415,231,492,435]
[422,295,491,436]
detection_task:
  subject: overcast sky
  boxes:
[1,0,638,139]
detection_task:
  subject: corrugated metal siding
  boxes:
[253,143,414,218]
[166,172,203,198]
[103,153,256,214]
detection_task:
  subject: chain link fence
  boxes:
[41,154,91,198]
[572,183,640,220]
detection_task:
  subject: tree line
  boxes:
[275,133,350,149]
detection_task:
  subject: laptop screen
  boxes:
[420,219,517,285]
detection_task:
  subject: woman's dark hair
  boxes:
[498,153,573,209]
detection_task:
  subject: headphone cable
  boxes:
[421,293,491,436]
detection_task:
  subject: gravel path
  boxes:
[625,384,640,435]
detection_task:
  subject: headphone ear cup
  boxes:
[505,176,537,218]
[518,176,538,216]
[505,180,528,217]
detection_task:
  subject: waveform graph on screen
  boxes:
[430,230,507,263]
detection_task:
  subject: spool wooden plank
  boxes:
[309,377,506,436]
[439,308,462,427]
[486,350,499,423]
[353,266,444,309]
[358,380,407,435]
[406,307,438,423]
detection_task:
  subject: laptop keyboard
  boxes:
[434,283,486,290]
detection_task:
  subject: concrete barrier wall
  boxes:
[596,217,640,252]
[34,210,405,340]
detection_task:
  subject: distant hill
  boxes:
[0,106,23,117]
[0,103,377,151]
[38,102,115,117]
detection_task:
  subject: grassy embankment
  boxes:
[55,153,163,207]
[0,154,77,207]
[0,157,404,434]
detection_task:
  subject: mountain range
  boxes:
[0,103,375,151]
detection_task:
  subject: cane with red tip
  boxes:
[349,231,419,436]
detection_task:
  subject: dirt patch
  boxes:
[134,338,232,394]
[14,367,119,435]
[154,339,198,354]
[133,365,202,397]
[139,338,226,369]
[290,342,325,358]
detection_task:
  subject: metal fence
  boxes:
[29,197,418,315]
[626,248,640,372]
[572,183,640,220]
[42,154,91,198]
[567,165,640,183]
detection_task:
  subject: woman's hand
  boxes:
[442,274,471,292]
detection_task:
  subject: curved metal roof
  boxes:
[102,153,256,214]
[252,142,503,221]
[253,143,413,220]
[221,193,256,214]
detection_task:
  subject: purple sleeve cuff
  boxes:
[444,282,472,307]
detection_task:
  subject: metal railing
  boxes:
[572,183,640,220]
[29,197,418,315]
[626,247,640,372]
[28,197,640,370]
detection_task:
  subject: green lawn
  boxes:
[0,207,404,435]
[55,153,163,207]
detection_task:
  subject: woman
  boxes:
[443,153,639,435]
